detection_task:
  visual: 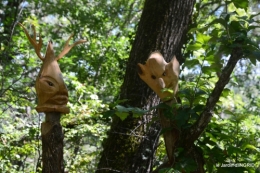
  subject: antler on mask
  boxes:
[19,23,86,113]
[137,52,179,101]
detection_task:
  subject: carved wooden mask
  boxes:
[19,23,86,113]
[137,52,179,101]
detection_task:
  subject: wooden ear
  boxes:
[137,63,146,75]
[168,56,180,76]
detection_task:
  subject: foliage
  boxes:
[0,0,259,172]
[170,1,260,172]
[0,0,143,172]
[151,0,260,172]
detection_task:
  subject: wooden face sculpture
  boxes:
[137,52,179,101]
[138,52,180,164]
[19,23,86,113]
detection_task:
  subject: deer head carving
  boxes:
[137,52,179,101]
[19,23,86,113]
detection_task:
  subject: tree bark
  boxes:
[41,112,64,173]
[97,0,195,172]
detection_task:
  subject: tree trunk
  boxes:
[41,112,64,173]
[97,0,196,172]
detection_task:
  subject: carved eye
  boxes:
[47,81,54,86]
[162,72,166,76]
[151,75,156,79]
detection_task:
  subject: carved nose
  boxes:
[158,78,165,88]
[59,86,68,96]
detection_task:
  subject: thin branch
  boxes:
[183,45,244,149]
[0,67,37,97]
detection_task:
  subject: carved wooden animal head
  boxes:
[137,52,179,101]
[19,23,86,113]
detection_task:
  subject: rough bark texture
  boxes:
[97,0,195,172]
[41,112,64,173]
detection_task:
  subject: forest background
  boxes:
[0,0,260,172]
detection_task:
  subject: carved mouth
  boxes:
[49,95,68,105]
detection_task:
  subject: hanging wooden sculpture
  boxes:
[138,52,180,164]
[19,23,86,113]
[19,23,86,173]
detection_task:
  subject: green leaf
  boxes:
[229,21,244,34]
[209,18,227,28]
[186,43,202,51]
[210,63,222,73]
[161,88,174,94]
[195,89,208,96]
[114,105,146,120]
[130,107,147,117]
[176,109,190,128]
[242,144,258,151]
[227,146,241,154]
[221,88,231,98]
[224,110,235,116]
[249,56,256,65]
[249,12,260,20]
[206,132,218,143]
[115,105,128,112]
[115,111,129,121]
[193,104,205,113]
[232,0,249,11]
[248,51,260,65]
[188,27,198,33]
[248,25,260,31]
[115,105,130,120]
[196,33,211,44]
[206,161,214,173]
[184,59,200,68]
[103,110,115,118]
[202,66,215,75]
